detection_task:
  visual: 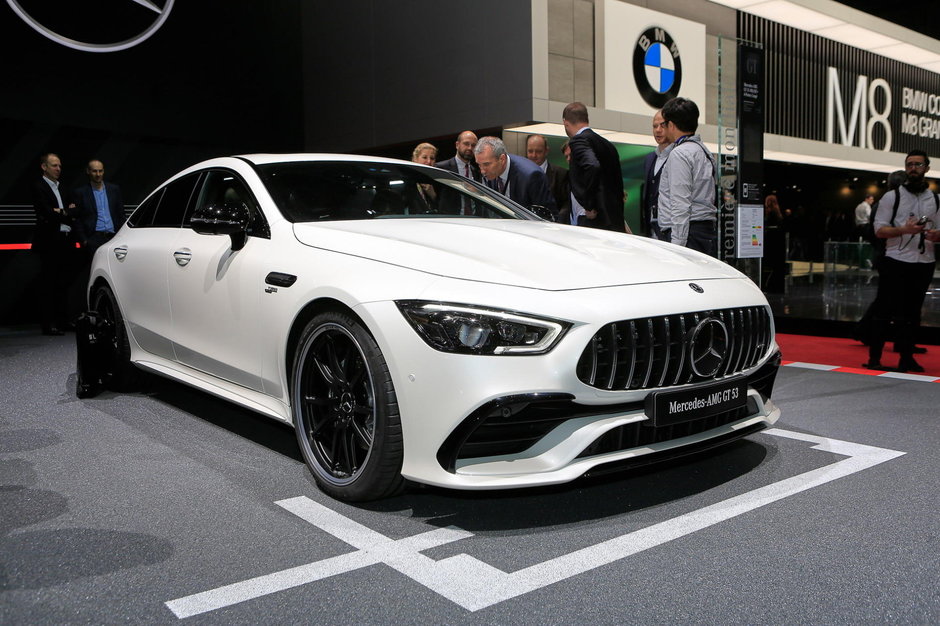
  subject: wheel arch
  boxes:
[285,297,371,397]
[87,276,113,310]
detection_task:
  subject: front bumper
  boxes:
[354,280,781,490]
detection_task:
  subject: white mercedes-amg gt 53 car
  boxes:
[85,154,781,501]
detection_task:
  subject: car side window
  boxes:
[149,173,202,228]
[188,170,270,238]
[126,188,164,228]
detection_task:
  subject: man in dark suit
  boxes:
[562,101,627,233]
[71,159,125,257]
[435,130,481,182]
[473,136,556,214]
[525,134,569,222]
[31,152,77,335]
[70,159,126,311]
[640,109,672,238]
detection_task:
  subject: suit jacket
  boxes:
[435,156,481,183]
[500,155,556,212]
[71,182,125,243]
[567,128,626,232]
[544,161,570,221]
[638,150,658,236]
[31,178,74,252]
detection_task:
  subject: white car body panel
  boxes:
[293,219,742,290]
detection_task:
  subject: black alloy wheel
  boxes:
[90,284,137,390]
[291,311,403,501]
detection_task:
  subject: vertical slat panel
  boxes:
[656,315,671,388]
[605,323,618,390]
[718,308,733,377]
[639,319,655,388]
[625,321,637,390]
[672,314,688,386]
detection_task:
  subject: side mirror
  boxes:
[528,204,556,222]
[191,203,251,250]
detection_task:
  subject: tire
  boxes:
[90,285,138,391]
[291,311,404,501]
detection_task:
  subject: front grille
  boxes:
[577,306,772,391]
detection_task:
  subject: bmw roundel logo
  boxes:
[633,27,682,108]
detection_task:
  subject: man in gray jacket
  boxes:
[656,97,718,257]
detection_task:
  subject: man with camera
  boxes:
[865,149,940,372]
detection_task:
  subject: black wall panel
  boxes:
[302,1,533,151]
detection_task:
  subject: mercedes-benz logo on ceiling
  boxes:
[7,0,174,53]
[633,27,682,108]
[688,317,728,378]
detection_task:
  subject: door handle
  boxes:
[113,246,128,261]
[173,249,192,267]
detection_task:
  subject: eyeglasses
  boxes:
[905,162,927,169]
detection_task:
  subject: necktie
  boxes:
[497,177,505,194]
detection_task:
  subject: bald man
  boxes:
[435,130,481,182]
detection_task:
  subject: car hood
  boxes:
[293,219,744,290]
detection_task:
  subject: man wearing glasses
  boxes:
[655,97,718,256]
[866,149,940,372]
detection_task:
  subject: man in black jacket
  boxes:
[31,153,76,335]
[562,102,627,232]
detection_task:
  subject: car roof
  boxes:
[236,153,423,167]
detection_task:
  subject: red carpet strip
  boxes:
[775,333,940,383]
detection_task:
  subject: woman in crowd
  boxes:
[411,142,438,211]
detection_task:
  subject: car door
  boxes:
[167,169,270,392]
[109,173,200,360]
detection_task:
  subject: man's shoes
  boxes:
[862,361,887,370]
[896,358,925,373]
[42,327,64,336]
[893,345,927,354]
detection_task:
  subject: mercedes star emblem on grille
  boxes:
[688,317,729,377]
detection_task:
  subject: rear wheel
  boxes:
[90,285,137,390]
[291,311,404,501]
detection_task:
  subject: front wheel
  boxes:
[291,311,404,501]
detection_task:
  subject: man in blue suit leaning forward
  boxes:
[473,136,556,216]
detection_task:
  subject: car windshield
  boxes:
[256,161,537,223]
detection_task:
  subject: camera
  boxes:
[916,216,928,225]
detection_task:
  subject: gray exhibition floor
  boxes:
[2,329,939,624]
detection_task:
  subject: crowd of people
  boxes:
[411,97,721,245]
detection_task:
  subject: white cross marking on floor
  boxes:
[165,429,904,618]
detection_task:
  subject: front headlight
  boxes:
[396,300,570,355]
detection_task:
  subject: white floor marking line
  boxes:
[165,429,904,618]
